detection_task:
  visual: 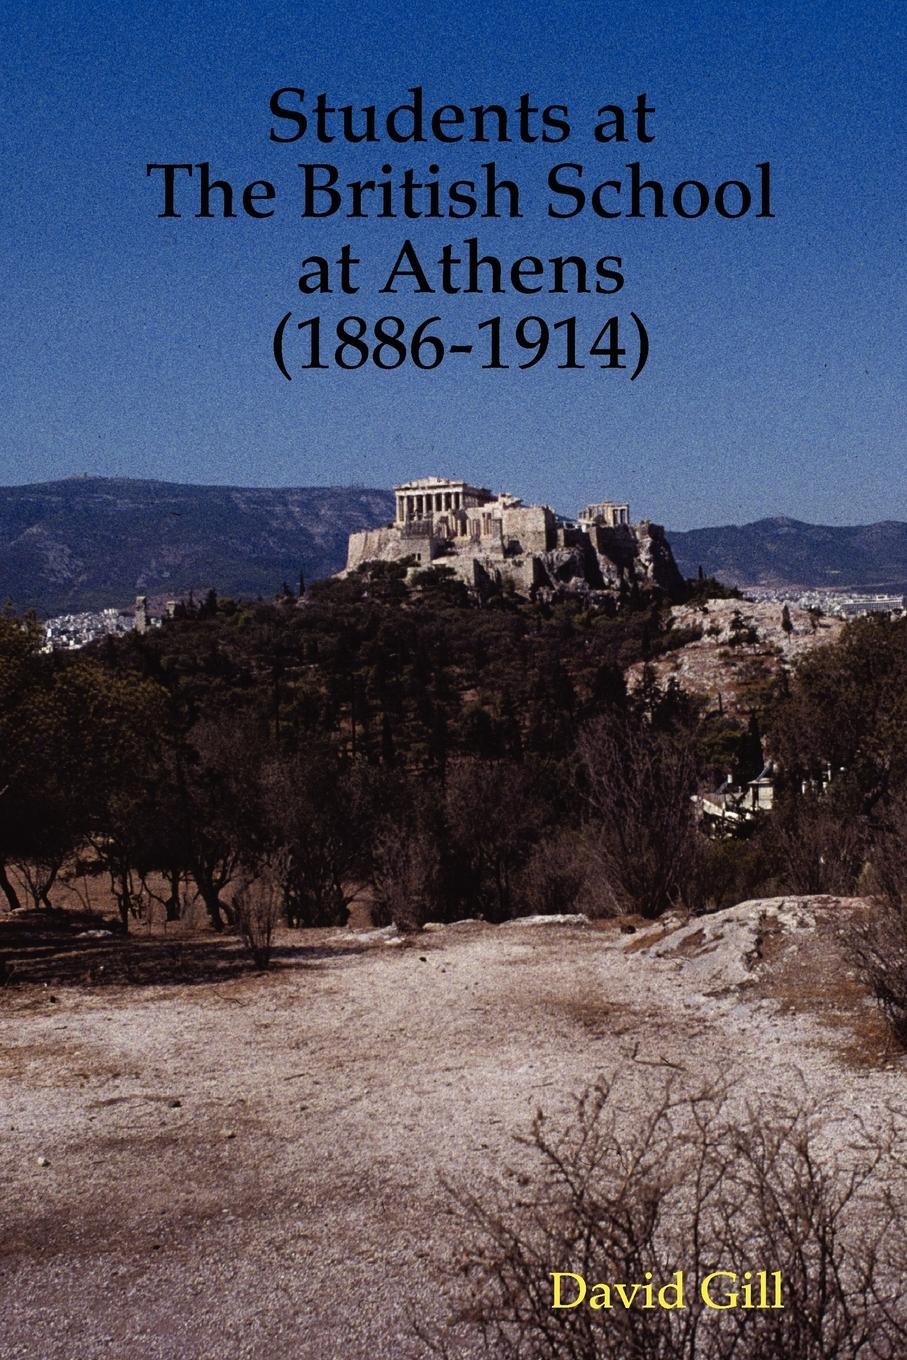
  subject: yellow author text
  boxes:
[550,1270,784,1311]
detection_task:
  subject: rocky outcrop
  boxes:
[534,522,684,602]
[411,521,685,604]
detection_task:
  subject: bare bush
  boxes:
[263,750,371,927]
[515,828,589,918]
[422,1078,905,1360]
[855,795,907,1046]
[232,875,282,970]
[578,712,699,918]
[854,903,907,1048]
[444,760,548,921]
[371,820,444,933]
[693,836,775,914]
[770,789,867,896]
[9,852,66,911]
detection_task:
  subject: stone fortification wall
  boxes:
[587,522,639,571]
[500,504,555,555]
[346,524,435,572]
[443,552,546,595]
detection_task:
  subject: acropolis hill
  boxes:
[345,476,684,601]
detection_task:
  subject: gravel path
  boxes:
[0,901,902,1359]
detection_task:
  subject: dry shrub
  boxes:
[855,902,907,1048]
[371,822,443,933]
[770,789,867,896]
[578,713,699,918]
[232,875,282,969]
[515,828,588,918]
[421,1077,905,1360]
[855,796,907,1046]
[692,836,776,914]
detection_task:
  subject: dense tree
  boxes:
[0,578,750,932]
[444,759,550,921]
[263,747,373,927]
[769,614,907,814]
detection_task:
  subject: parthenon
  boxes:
[394,477,493,522]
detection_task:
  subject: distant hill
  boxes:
[3,480,906,615]
[668,516,907,593]
[0,478,395,615]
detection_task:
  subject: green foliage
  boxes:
[769,613,907,812]
[725,609,759,647]
[684,575,743,602]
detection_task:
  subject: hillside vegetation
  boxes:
[6,573,907,1357]
[4,565,907,939]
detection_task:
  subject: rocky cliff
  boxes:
[531,521,685,601]
[352,517,685,605]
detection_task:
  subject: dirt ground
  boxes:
[1,898,904,1359]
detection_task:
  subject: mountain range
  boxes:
[668,517,907,593]
[2,478,907,615]
[0,478,394,615]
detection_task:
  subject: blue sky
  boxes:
[2,0,905,527]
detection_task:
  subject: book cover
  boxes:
[2,2,905,1357]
